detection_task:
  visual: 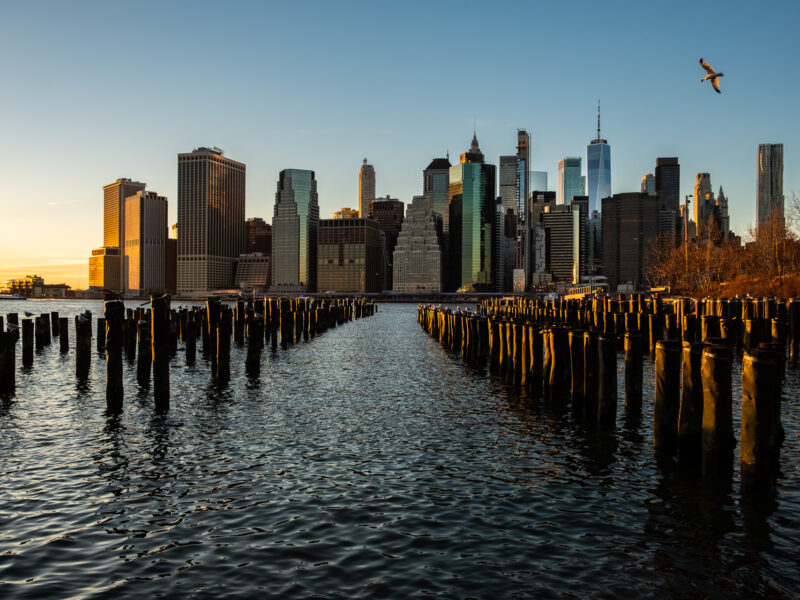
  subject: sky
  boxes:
[1,0,798,289]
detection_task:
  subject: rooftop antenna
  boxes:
[596,100,601,140]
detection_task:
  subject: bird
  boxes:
[23,311,34,317]
[700,58,723,94]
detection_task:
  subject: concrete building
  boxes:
[757,143,784,235]
[177,147,246,295]
[103,178,146,285]
[234,253,271,291]
[693,172,713,233]
[124,190,168,295]
[333,207,360,220]
[448,133,497,292]
[317,218,381,293]
[558,157,583,205]
[271,168,319,293]
[601,193,659,291]
[393,195,443,292]
[246,217,271,254]
[499,155,518,216]
[542,204,582,283]
[358,158,376,218]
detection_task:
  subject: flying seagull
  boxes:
[700,58,723,94]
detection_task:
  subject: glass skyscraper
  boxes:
[757,143,784,235]
[586,104,611,214]
[448,134,497,292]
[558,157,583,205]
[271,169,319,293]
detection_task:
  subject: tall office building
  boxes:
[103,178,146,285]
[423,157,451,226]
[124,190,168,294]
[359,158,376,218]
[530,171,548,193]
[499,155,518,216]
[715,187,730,238]
[558,157,583,205]
[393,195,443,292]
[601,193,659,291]
[176,147,246,295]
[541,203,582,283]
[271,168,319,293]
[587,103,611,214]
[448,133,497,291]
[694,172,714,233]
[368,196,405,290]
[757,143,784,234]
[317,218,381,293]
[655,157,681,242]
[89,247,122,292]
[515,130,530,287]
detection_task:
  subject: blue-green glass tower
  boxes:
[448,133,497,292]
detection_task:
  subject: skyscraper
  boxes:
[448,133,497,291]
[541,203,582,283]
[757,143,784,234]
[558,157,583,205]
[423,157,451,225]
[693,172,713,233]
[359,159,376,218]
[103,178,146,285]
[641,173,655,195]
[368,196,405,290]
[124,190,168,294]
[586,103,611,214]
[177,147,246,295]
[499,155,518,216]
[393,195,443,292]
[530,171,548,193]
[271,168,319,293]
[246,217,271,254]
[601,193,659,291]
[655,157,681,242]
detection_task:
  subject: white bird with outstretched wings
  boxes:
[700,58,723,94]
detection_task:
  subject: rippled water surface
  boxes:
[1,300,799,598]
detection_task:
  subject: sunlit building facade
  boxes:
[89,247,123,292]
[124,190,168,295]
[757,143,784,235]
[317,218,381,293]
[358,159,375,218]
[177,147,246,295]
[587,104,611,214]
[103,178,146,285]
[271,168,319,293]
[558,157,583,205]
[393,196,443,292]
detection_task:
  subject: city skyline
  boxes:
[1,1,798,289]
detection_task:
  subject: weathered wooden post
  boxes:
[654,340,681,454]
[0,331,15,395]
[245,315,263,376]
[488,319,500,371]
[185,312,197,365]
[701,344,734,477]
[583,330,599,419]
[741,349,781,486]
[96,317,106,352]
[151,294,170,411]
[136,319,151,387]
[789,299,800,360]
[207,298,221,369]
[22,319,33,367]
[234,298,245,345]
[569,330,584,407]
[75,314,92,379]
[7,313,19,342]
[597,334,617,428]
[216,308,232,384]
[678,342,706,463]
[50,311,60,337]
[59,317,69,353]
[104,298,125,412]
[34,316,45,351]
[41,313,51,345]
[624,331,642,415]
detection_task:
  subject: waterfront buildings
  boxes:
[541,203,583,283]
[317,218,381,293]
[358,159,376,218]
[103,178,146,285]
[757,143,784,235]
[271,168,319,293]
[587,105,611,215]
[246,217,271,254]
[448,134,497,292]
[558,157,583,205]
[177,147,246,295]
[601,193,659,291]
[393,195,443,292]
[2,275,71,298]
[234,254,271,292]
[124,190,168,294]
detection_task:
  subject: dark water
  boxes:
[1,300,799,598]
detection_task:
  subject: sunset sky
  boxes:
[1,0,797,289]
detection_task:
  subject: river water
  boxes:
[0,300,798,598]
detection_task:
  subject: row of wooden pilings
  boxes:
[0,296,376,414]
[418,294,791,485]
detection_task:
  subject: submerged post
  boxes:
[0,331,15,395]
[624,332,642,415]
[22,319,33,367]
[59,317,69,353]
[151,294,171,411]
[104,297,125,413]
[701,344,734,477]
[75,313,92,379]
[654,340,681,455]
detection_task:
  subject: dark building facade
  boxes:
[246,217,271,254]
[655,157,680,244]
[317,218,381,293]
[601,193,659,291]
[368,196,405,290]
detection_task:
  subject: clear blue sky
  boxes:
[1,0,797,287]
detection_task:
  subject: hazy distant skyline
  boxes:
[1,0,798,288]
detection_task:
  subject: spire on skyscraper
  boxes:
[470,130,481,154]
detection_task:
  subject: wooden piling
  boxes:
[104,298,125,412]
[50,311,60,337]
[654,340,681,454]
[741,349,781,485]
[151,294,171,411]
[96,317,106,351]
[75,314,92,379]
[22,319,33,367]
[137,319,151,387]
[623,332,642,414]
[701,344,734,476]
[569,330,584,407]
[583,330,599,419]
[59,317,69,353]
[185,312,197,365]
[245,315,263,376]
[678,342,706,463]
[597,334,617,428]
[0,331,15,395]
[216,309,232,383]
